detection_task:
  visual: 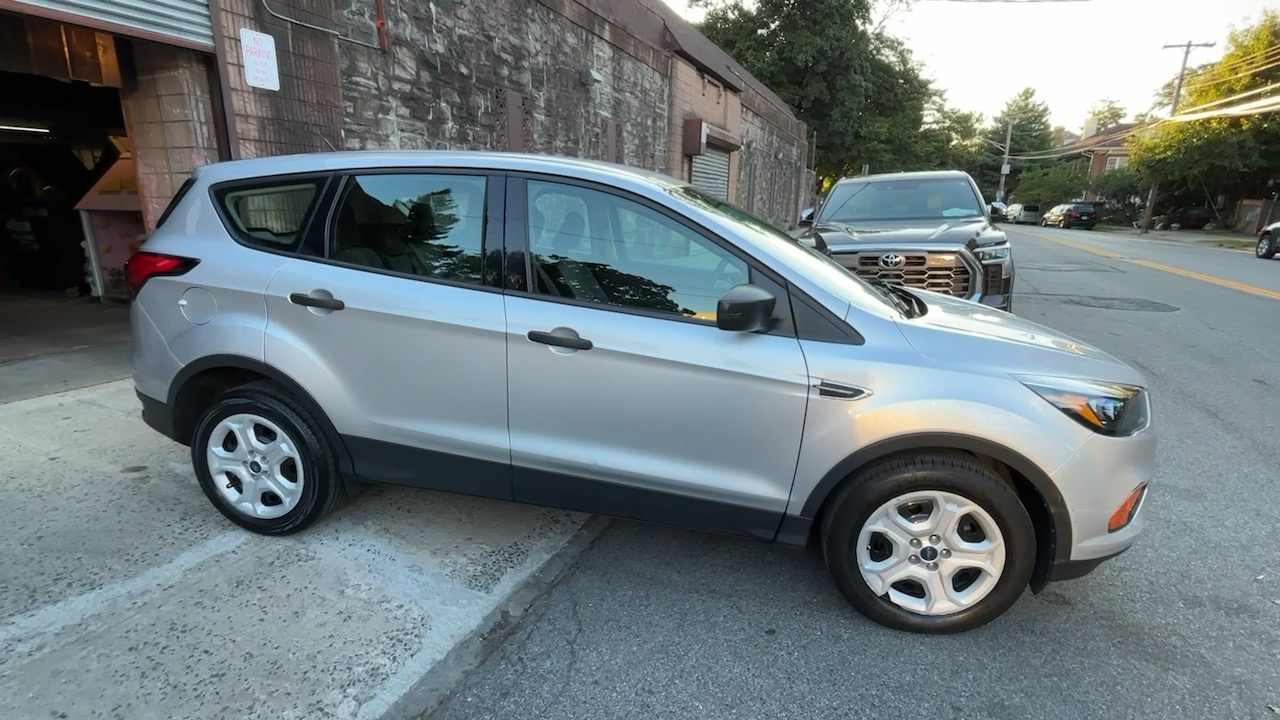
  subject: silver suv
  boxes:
[128,151,1155,634]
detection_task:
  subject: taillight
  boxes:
[124,252,198,296]
[1069,211,1080,218]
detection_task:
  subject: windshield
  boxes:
[818,177,985,224]
[668,185,903,316]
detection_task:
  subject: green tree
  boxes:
[695,0,937,185]
[1091,168,1152,224]
[1130,11,1280,203]
[917,107,986,177]
[977,88,1054,198]
[1088,98,1126,129]
[1009,159,1088,209]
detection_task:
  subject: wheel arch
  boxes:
[797,433,1071,592]
[168,354,357,479]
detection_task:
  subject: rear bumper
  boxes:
[138,389,183,445]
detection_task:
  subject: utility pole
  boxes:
[996,120,1013,202]
[1139,40,1216,234]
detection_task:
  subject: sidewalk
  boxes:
[1091,224,1258,251]
[0,379,599,720]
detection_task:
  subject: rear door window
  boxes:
[214,178,327,252]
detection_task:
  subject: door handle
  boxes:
[289,293,345,311]
[527,330,593,351]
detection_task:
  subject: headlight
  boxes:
[975,243,1010,262]
[1016,375,1150,436]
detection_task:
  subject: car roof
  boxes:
[191,150,685,188]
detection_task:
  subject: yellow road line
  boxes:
[1128,259,1280,301]
[1015,226,1125,257]
[1014,226,1280,301]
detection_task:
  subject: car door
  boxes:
[501,175,811,540]
[263,169,512,500]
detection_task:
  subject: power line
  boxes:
[1180,53,1280,93]
[1189,44,1280,78]
[1177,82,1280,114]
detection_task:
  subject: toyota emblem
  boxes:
[879,253,906,269]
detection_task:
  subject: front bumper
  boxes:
[1049,429,1156,576]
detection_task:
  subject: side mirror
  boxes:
[798,208,814,226]
[716,284,776,333]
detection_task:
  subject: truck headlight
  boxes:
[1016,375,1150,436]
[975,243,1010,262]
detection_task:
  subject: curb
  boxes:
[385,515,613,720]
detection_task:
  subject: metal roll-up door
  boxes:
[691,146,731,201]
[11,0,214,49]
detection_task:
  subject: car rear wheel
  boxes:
[820,452,1036,634]
[191,380,343,534]
[1059,218,1069,229]
[1258,233,1276,259]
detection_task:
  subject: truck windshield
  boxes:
[819,177,984,223]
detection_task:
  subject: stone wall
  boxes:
[336,0,669,171]
[120,42,221,230]
[737,105,808,229]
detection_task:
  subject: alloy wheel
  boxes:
[856,490,1006,616]
[205,413,305,519]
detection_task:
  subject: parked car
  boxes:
[988,201,1008,223]
[797,170,1014,312]
[1163,206,1216,230]
[1041,203,1098,230]
[1257,221,1278,259]
[1006,203,1041,224]
[127,151,1154,634]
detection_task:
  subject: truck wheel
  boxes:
[820,452,1036,634]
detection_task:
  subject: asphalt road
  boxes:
[430,226,1280,720]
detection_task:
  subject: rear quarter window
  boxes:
[213,177,327,252]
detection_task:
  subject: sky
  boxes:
[660,0,1277,133]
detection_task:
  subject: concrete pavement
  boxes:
[0,379,597,720]
[430,227,1280,720]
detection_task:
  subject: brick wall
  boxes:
[336,0,669,170]
[216,0,344,158]
[667,58,740,194]
[120,42,221,230]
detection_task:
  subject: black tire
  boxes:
[1258,233,1276,259]
[820,452,1036,634]
[190,380,343,535]
[1060,218,1069,229]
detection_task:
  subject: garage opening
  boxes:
[0,15,141,367]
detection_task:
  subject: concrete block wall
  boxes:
[120,42,221,231]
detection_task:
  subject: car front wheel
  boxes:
[1258,233,1276,259]
[191,380,343,534]
[820,452,1036,634]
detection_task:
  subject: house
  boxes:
[1053,119,1142,200]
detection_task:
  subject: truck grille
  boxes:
[836,252,973,297]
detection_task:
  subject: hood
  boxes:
[892,290,1147,386]
[807,218,1003,251]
